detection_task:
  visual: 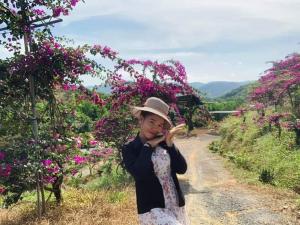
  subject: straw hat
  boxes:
[132,97,173,129]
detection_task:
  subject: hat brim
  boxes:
[131,106,173,129]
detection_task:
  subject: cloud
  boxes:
[0,47,12,59]
[2,0,300,84]
[62,0,300,46]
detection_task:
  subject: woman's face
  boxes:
[140,113,165,141]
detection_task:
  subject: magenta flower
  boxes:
[32,9,46,16]
[42,159,52,167]
[56,144,67,153]
[74,137,82,148]
[73,155,87,165]
[70,84,77,91]
[63,84,69,91]
[53,6,64,17]
[63,8,69,16]
[84,64,93,72]
[71,169,78,176]
[0,151,5,160]
[254,103,265,110]
[43,176,56,184]
[71,0,80,7]
[53,133,60,139]
[54,42,61,49]
[0,187,5,195]
[281,121,294,130]
[89,140,98,146]
[0,164,12,177]
[295,120,300,129]
[91,150,104,157]
[47,165,60,174]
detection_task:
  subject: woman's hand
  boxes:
[146,135,165,148]
[165,124,186,147]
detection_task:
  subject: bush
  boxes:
[208,141,221,153]
[259,168,275,184]
[84,165,133,191]
[215,110,300,190]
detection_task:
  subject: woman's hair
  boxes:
[140,110,154,118]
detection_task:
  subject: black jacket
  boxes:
[121,133,187,214]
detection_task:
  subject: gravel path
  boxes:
[175,132,298,225]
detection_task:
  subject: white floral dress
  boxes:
[138,146,189,225]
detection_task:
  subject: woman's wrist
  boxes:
[144,142,152,148]
[166,140,174,147]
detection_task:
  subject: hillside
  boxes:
[88,81,254,98]
[216,81,257,101]
[190,81,253,98]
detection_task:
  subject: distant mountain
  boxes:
[86,85,111,94]
[188,82,205,90]
[190,81,253,98]
[87,81,255,98]
[217,82,257,101]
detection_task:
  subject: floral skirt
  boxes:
[138,206,189,225]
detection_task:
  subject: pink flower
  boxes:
[56,144,67,153]
[63,9,69,16]
[91,148,113,158]
[73,155,87,165]
[63,83,77,91]
[54,42,61,49]
[71,0,80,7]
[84,64,93,72]
[0,151,5,160]
[53,6,64,17]
[295,119,300,129]
[53,133,60,139]
[281,121,294,130]
[32,9,45,16]
[43,176,56,184]
[47,165,60,174]
[0,164,12,177]
[70,84,77,91]
[0,187,6,195]
[255,103,265,110]
[71,169,78,176]
[74,137,82,148]
[63,84,70,91]
[42,159,52,167]
[89,140,98,146]
[91,150,104,157]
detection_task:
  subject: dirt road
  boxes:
[175,131,298,225]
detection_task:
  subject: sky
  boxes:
[2,0,300,85]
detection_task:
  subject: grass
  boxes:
[1,164,137,225]
[64,164,134,191]
[209,110,300,207]
[0,186,138,225]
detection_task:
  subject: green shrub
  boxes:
[216,110,300,190]
[208,141,220,153]
[85,166,133,191]
[259,168,275,184]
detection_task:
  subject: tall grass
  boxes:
[1,164,137,225]
[210,111,300,190]
[0,187,138,225]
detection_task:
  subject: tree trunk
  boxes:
[52,175,63,204]
[24,21,45,217]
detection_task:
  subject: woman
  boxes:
[122,97,189,225]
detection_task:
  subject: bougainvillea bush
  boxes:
[0,0,203,211]
[249,53,300,144]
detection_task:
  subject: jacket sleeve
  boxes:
[121,143,155,181]
[167,144,187,174]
